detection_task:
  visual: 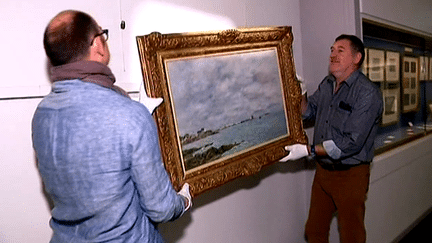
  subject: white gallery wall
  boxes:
[0,0,431,242]
[360,0,432,36]
[1,0,308,242]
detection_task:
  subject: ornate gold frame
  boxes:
[136,26,307,196]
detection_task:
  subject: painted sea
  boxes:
[181,109,288,171]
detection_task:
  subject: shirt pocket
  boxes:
[330,107,351,133]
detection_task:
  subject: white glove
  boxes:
[178,183,192,212]
[297,75,307,96]
[139,84,163,114]
[279,144,309,162]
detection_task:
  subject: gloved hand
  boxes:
[178,183,192,212]
[279,144,309,162]
[297,75,307,96]
[139,84,163,114]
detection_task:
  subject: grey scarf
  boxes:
[50,60,129,97]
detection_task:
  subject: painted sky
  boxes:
[166,48,285,135]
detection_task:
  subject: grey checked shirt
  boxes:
[303,70,383,165]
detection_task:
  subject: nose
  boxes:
[330,51,337,61]
[330,55,337,62]
[330,50,336,57]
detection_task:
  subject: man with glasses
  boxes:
[32,10,191,243]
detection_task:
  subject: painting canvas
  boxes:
[166,49,287,171]
[136,26,307,196]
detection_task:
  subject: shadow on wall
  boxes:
[158,158,316,242]
[128,0,236,90]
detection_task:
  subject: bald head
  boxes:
[44,10,99,66]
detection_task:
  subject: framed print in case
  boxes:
[385,51,400,82]
[381,88,399,126]
[419,56,429,80]
[402,56,419,113]
[429,57,432,80]
[362,48,368,76]
[368,48,385,82]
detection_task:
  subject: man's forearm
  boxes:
[309,144,328,157]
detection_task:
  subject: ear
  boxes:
[88,37,108,64]
[89,38,104,58]
[354,52,362,66]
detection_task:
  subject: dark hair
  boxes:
[335,34,365,67]
[43,11,99,66]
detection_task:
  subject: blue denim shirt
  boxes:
[32,80,185,242]
[303,70,383,165]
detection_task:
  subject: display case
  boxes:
[363,20,432,153]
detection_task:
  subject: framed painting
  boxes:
[368,48,385,82]
[136,26,307,196]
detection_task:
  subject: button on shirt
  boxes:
[303,70,383,165]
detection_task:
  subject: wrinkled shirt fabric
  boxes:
[32,80,185,243]
[303,70,383,165]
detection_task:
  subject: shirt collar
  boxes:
[327,69,361,88]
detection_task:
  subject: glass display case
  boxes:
[362,20,432,154]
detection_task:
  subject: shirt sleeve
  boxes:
[323,140,341,159]
[129,105,185,223]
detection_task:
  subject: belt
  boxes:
[318,161,370,171]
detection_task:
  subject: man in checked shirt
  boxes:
[281,34,383,243]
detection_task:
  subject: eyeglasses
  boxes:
[90,29,109,45]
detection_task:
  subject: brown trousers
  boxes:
[305,163,371,243]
